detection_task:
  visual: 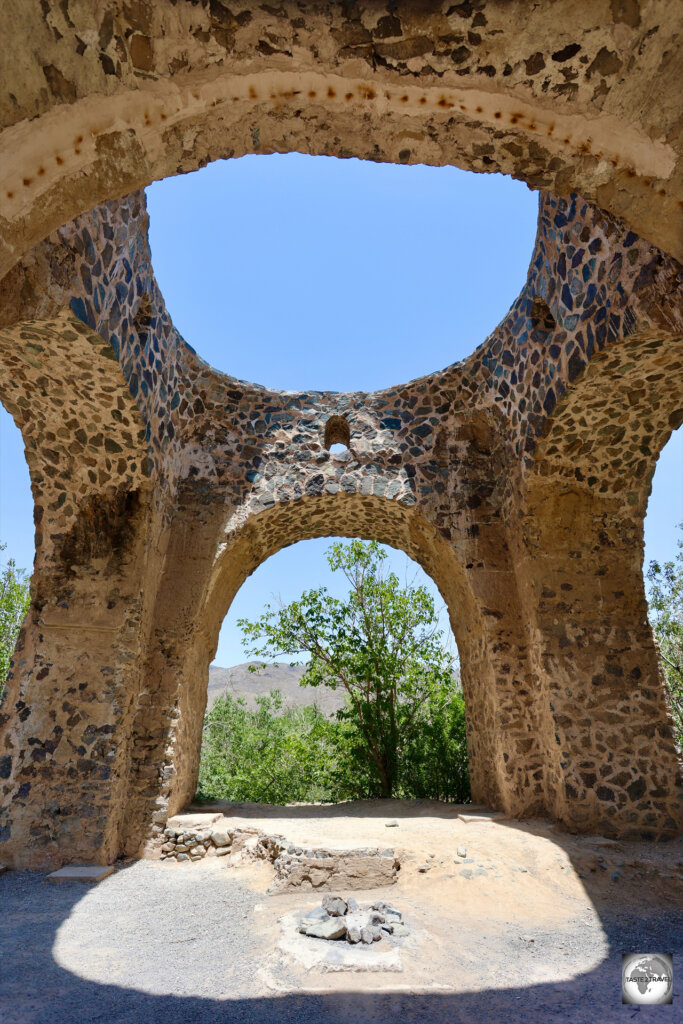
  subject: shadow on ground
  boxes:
[1,814,681,1024]
[191,797,479,820]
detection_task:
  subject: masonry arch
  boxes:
[517,328,683,837]
[120,489,535,856]
[2,1,682,283]
[1,3,682,868]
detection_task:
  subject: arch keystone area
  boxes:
[0,2,681,868]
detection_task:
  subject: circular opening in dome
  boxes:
[146,154,538,392]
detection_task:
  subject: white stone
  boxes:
[303,917,347,940]
[458,811,507,824]
[46,864,114,883]
[167,812,222,831]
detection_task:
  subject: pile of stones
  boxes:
[298,894,409,944]
[160,824,233,861]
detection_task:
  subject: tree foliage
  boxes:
[0,544,31,705]
[196,684,470,805]
[237,539,467,799]
[198,689,339,804]
[647,524,683,746]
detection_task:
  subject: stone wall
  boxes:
[0,1,681,868]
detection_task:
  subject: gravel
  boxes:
[1,860,682,1023]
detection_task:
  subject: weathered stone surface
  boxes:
[45,864,114,883]
[361,926,382,944]
[167,814,221,831]
[0,2,681,870]
[389,923,410,938]
[210,830,232,848]
[300,906,330,927]
[322,895,348,917]
[274,848,398,892]
[302,918,347,941]
[1,0,682,276]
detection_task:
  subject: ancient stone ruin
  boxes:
[0,2,681,870]
[159,811,400,890]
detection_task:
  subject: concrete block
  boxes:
[46,864,114,883]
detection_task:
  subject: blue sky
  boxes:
[0,155,680,666]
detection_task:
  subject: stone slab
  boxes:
[46,864,114,883]
[280,913,403,973]
[458,811,508,824]
[167,812,222,830]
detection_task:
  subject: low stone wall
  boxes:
[160,821,234,862]
[274,847,398,891]
[158,812,399,890]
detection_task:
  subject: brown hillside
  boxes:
[207,662,344,717]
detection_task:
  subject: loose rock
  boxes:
[303,918,347,940]
[390,923,410,937]
[322,895,348,917]
[211,829,232,847]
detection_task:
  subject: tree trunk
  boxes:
[379,762,393,798]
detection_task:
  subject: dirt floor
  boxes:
[2,800,682,1023]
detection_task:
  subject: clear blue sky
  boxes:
[0,155,680,666]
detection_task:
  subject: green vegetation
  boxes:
[197,539,470,804]
[197,683,469,805]
[198,690,338,804]
[647,524,683,747]
[0,544,31,706]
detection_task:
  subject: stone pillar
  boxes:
[0,485,156,868]
[519,483,683,838]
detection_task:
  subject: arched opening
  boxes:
[525,327,683,836]
[197,536,466,809]
[118,487,540,856]
[644,425,683,750]
[324,416,352,454]
[0,405,32,704]
[146,155,538,391]
[0,8,680,872]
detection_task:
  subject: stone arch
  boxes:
[1,1,681,282]
[1,3,682,866]
[515,328,683,838]
[0,313,164,868]
[119,489,531,857]
[0,181,680,864]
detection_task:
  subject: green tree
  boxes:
[0,544,31,705]
[197,688,339,803]
[239,539,463,798]
[647,524,683,746]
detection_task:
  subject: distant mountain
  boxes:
[207,662,345,717]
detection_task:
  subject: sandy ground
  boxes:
[2,800,682,1023]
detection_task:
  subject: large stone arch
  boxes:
[0,313,161,867]
[119,491,505,856]
[1,0,682,281]
[515,328,683,837]
[0,1,682,867]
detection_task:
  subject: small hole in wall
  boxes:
[530,296,556,338]
[324,415,351,452]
